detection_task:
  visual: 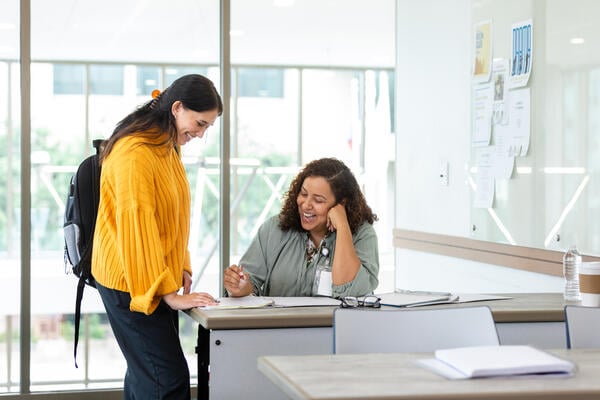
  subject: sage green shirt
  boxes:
[240,216,379,298]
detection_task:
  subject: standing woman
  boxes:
[91,74,222,399]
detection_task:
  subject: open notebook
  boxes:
[418,345,576,379]
[201,295,341,309]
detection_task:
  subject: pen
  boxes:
[238,264,246,282]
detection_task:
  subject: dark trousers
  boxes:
[96,282,190,400]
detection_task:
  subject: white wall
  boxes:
[394,0,562,293]
[397,248,562,294]
[396,0,472,237]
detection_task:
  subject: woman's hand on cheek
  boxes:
[327,203,348,232]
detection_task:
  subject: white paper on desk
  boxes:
[454,293,512,303]
[202,296,274,310]
[416,358,470,380]
[427,345,575,379]
[377,291,458,308]
[272,297,341,307]
[417,358,574,380]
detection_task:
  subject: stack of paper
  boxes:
[201,295,341,310]
[377,289,512,308]
[419,345,576,379]
[202,296,275,310]
[377,290,459,307]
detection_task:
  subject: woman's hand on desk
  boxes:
[163,291,219,310]
[224,264,253,297]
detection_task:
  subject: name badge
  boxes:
[316,270,332,297]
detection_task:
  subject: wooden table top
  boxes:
[186,292,574,329]
[258,348,600,400]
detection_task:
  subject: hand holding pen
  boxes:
[223,263,253,297]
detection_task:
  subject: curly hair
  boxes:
[279,158,378,234]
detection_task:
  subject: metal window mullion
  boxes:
[219,0,231,295]
[20,0,32,394]
[6,315,12,391]
[6,62,14,257]
[84,64,90,155]
[297,69,303,164]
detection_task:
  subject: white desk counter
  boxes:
[185,292,573,399]
[258,348,600,400]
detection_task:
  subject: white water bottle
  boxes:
[563,245,582,301]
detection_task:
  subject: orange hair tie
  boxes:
[151,89,161,99]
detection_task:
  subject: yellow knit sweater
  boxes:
[91,133,192,315]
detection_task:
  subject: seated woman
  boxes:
[224,157,379,298]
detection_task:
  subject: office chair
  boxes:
[333,305,499,354]
[565,305,600,348]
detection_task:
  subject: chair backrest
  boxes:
[565,305,600,348]
[333,305,499,354]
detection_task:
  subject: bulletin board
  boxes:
[468,0,600,256]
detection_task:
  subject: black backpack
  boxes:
[63,139,104,368]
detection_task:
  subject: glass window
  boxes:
[0,60,21,395]
[53,64,85,95]
[238,68,284,98]
[136,66,160,96]
[89,65,124,95]
[166,66,209,87]
[228,67,300,257]
[301,69,359,164]
[17,0,394,394]
[0,0,20,393]
[29,61,98,388]
[30,0,220,391]
[230,0,396,293]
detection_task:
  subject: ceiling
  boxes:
[1,0,599,69]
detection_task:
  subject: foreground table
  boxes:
[258,348,600,400]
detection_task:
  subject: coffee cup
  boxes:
[579,261,600,307]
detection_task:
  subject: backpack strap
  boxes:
[71,138,105,368]
[73,275,86,368]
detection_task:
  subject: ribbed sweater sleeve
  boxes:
[92,135,191,315]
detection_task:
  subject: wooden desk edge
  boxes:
[185,293,569,329]
[257,356,306,400]
[186,306,337,330]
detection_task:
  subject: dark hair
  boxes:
[100,74,223,162]
[278,158,378,234]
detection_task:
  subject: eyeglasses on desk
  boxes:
[340,295,381,308]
